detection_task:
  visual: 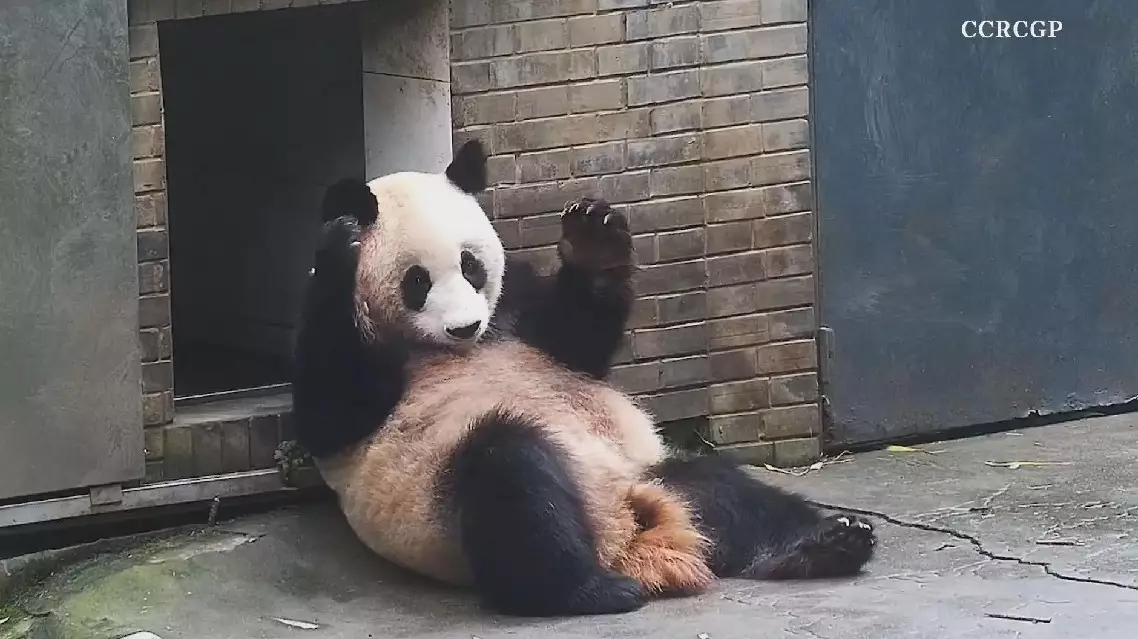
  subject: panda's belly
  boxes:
[319,340,666,586]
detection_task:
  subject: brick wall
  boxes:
[450,0,822,465]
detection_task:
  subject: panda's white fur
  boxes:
[293,141,877,617]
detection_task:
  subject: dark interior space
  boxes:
[159,5,366,399]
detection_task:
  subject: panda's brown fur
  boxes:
[317,339,713,594]
[293,140,877,618]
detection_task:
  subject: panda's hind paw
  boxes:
[557,198,633,274]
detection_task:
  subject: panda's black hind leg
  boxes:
[442,409,647,617]
[648,455,875,580]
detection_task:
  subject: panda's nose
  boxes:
[446,320,482,340]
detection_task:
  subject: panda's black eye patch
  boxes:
[461,250,486,291]
[401,265,432,311]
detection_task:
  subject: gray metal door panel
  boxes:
[0,0,143,499]
[813,0,1138,446]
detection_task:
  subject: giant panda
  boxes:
[291,140,876,618]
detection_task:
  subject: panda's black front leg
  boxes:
[292,215,408,459]
[508,198,635,380]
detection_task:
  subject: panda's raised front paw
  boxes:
[313,215,362,277]
[557,198,633,274]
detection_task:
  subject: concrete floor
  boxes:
[3,414,1138,639]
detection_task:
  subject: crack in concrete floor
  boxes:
[809,499,1138,593]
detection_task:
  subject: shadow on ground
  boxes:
[3,414,1138,638]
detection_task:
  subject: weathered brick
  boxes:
[497,110,647,152]
[175,0,206,19]
[641,387,708,422]
[495,50,595,88]
[516,19,569,53]
[492,0,599,21]
[628,296,660,328]
[773,437,821,466]
[497,179,595,217]
[703,157,752,192]
[144,425,164,462]
[129,25,158,60]
[707,251,765,287]
[138,256,168,293]
[569,79,624,113]
[493,218,522,248]
[657,290,708,324]
[701,61,764,97]
[231,0,260,12]
[649,165,704,197]
[142,391,173,426]
[752,87,809,121]
[709,412,763,445]
[768,307,814,340]
[628,69,700,106]
[569,14,625,46]
[627,5,700,40]
[139,294,171,328]
[625,196,703,232]
[453,24,515,60]
[133,158,165,194]
[770,373,819,406]
[762,55,809,87]
[656,227,705,262]
[752,150,811,186]
[762,0,808,24]
[486,154,517,185]
[139,326,172,362]
[611,361,663,394]
[650,102,703,134]
[755,276,814,312]
[202,0,233,16]
[192,422,223,476]
[703,125,763,160]
[132,0,176,22]
[519,213,564,247]
[598,170,650,203]
[597,43,649,76]
[637,234,662,266]
[517,149,571,183]
[137,227,169,261]
[142,360,173,393]
[709,313,770,349]
[706,221,753,255]
[453,126,497,157]
[249,415,281,469]
[711,378,770,414]
[756,339,816,374]
[163,425,193,480]
[709,347,757,382]
[761,405,819,439]
[763,244,813,278]
[635,260,706,296]
[132,124,165,160]
[700,0,762,31]
[451,61,494,94]
[754,211,813,248]
[451,0,492,27]
[571,142,625,176]
[702,25,807,64]
[221,420,251,473]
[627,133,702,169]
[131,93,162,126]
[651,36,700,70]
[659,355,710,388]
[718,440,775,464]
[130,57,161,94]
[599,0,649,8]
[702,95,752,128]
[511,245,561,275]
[763,119,809,151]
[463,92,516,125]
[515,85,569,119]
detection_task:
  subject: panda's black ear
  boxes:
[322,178,378,226]
[446,139,488,195]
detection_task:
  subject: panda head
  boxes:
[322,140,504,351]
